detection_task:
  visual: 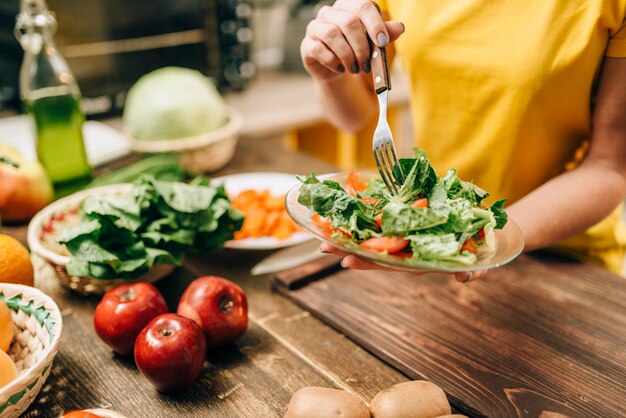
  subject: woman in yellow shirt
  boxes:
[301,0,626,280]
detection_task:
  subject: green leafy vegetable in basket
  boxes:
[57,176,243,279]
[297,148,507,265]
[85,154,187,188]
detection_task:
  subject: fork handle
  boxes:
[371,45,390,94]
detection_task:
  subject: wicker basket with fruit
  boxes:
[0,284,63,418]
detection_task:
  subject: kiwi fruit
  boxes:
[284,387,370,418]
[370,380,451,418]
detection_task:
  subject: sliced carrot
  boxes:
[271,212,296,240]
[265,195,285,210]
[231,189,300,240]
[261,210,281,236]
[240,208,265,236]
[232,190,260,208]
[411,198,428,208]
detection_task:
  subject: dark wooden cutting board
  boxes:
[273,252,626,418]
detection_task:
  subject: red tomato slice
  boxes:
[477,227,485,240]
[360,236,409,253]
[460,237,478,253]
[411,198,428,208]
[346,171,368,196]
[374,213,383,228]
[392,251,413,259]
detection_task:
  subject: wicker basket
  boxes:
[27,184,176,295]
[125,106,242,174]
[0,284,63,418]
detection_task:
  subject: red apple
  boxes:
[134,313,206,392]
[177,276,248,349]
[94,282,168,356]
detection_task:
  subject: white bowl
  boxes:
[27,184,175,295]
[125,106,242,174]
[0,284,63,418]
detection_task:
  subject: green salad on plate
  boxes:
[297,149,508,266]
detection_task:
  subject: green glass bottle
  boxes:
[16,0,92,198]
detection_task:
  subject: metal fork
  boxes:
[371,45,404,194]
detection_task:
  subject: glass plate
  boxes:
[285,171,525,272]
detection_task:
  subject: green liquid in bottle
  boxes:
[27,87,92,198]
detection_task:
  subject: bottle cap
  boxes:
[14,0,57,51]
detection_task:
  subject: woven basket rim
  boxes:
[124,106,242,153]
[27,183,134,267]
[0,284,63,399]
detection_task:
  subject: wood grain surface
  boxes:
[275,252,626,418]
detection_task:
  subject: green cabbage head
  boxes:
[124,67,228,141]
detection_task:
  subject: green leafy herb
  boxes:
[57,175,243,279]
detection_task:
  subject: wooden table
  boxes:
[4,135,625,417]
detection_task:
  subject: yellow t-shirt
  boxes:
[378,0,626,273]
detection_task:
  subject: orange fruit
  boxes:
[0,349,17,388]
[0,299,13,352]
[0,234,34,286]
[63,411,105,418]
[63,410,126,418]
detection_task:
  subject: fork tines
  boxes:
[373,141,404,194]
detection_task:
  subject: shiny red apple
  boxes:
[134,313,206,392]
[93,282,168,356]
[177,276,248,349]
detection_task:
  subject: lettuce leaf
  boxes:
[381,202,448,235]
[57,175,243,279]
[408,234,477,264]
[298,173,377,239]
[487,199,508,229]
